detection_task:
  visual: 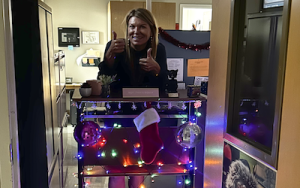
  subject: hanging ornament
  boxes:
[144,101,147,108]
[264,100,269,106]
[106,102,111,109]
[73,121,101,146]
[159,27,210,52]
[181,102,187,110]
[118,102,121,109]
[131,102,137,110]
[168,102,172,109]
[157,102,161,109]
[194,101,202,109]
[175,121,203,148]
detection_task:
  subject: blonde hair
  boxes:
[123,8,158,60]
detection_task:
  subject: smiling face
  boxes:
[128,16,152,51]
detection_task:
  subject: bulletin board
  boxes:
[159,30,210,186]
[158,30,210,86]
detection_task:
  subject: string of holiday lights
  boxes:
[74,101,204,187]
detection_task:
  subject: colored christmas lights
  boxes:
[134,143,141,148]
[185,179,191,185]
[106,103,111,109]
[111,150,117,157]
[156,102,160,109]
[91,103,97,109]
[195,112,202,117]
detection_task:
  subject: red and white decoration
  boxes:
[134,108,164,164]
[158,27,210,52]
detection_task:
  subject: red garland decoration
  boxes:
[158,27,210,52]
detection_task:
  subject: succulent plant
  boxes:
[98,74,117,85]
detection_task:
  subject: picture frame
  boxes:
[82,31,100,44]
[58,27,80,47]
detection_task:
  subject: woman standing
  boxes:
[98,8,168,188]
[98,8,168,93]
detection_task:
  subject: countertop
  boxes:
[66,83,82,90]
[72,88,207,102]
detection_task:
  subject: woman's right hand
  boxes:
[105,31,125,62]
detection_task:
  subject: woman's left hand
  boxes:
[139,48,161,74]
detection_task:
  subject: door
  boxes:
[39,6,55,170]
[109,1,145,40]
[46,11,60,157]
[0,0,17,187]
[152,2,176,29]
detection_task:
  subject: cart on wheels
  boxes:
[72,89,206,188]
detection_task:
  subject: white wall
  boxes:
[46,0,109,83]
[0,0,13,187]
[45,0,212,83]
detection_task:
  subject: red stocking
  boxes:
[133,107,163,164]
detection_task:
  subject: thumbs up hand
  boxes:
[105,31,125,61]
[139,48,161,74]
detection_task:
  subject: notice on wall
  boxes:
[187,58,209,77]
[194,76,209,86]
[167,58,184,81]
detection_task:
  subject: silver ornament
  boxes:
[176,122,203,148]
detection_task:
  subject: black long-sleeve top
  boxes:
[98,41,168,92]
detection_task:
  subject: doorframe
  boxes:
[2,0,21,187]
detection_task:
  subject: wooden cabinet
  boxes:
[152,2,176,30]
[108,1,145,40]
[108,1,175,40]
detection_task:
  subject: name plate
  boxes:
[122,88,159,98]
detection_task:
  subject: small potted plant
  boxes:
[98,74,116,98]
[79,82,92,97]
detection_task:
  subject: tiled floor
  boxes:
[63,125,109,188]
